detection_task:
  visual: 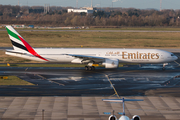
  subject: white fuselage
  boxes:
[6,48,178,64]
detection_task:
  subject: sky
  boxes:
[1,0,180,10]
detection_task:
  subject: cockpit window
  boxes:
[171,54,175,56]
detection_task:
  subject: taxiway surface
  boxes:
[0,62,180,96]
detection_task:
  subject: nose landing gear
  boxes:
[162,63,168,70]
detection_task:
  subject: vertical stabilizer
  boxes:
[6,25,30,52]
[5,26,48,61]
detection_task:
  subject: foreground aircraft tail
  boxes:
[103,98,143,120]
[6,25,48,61]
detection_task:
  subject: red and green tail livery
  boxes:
[6,26,48,61]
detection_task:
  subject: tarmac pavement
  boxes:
[0,96,179,120]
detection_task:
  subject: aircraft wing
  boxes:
[66,54,105,63]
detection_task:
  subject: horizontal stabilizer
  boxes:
[102,99,143,103]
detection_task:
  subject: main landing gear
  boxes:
[85,66,95,71]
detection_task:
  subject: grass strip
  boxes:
[0,76,34,85]
[1,30,180,48]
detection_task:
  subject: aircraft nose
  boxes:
[174,55,178,61]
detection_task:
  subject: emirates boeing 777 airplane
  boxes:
[5,25,178,70]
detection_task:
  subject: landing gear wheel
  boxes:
[92,66,95,71]
[85,66,95,71]
[85,66,89,71]
[88,66,92,71]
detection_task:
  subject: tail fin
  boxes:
[6,25,31,52]
[6,26,48,61]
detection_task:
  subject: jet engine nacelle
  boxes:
[102,58,119,68]
[108,115,117,120]
[132,115,140,120]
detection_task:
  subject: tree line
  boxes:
[0,5,180,27]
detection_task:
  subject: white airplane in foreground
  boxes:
[102,98,143,120]
[5,25,178,70]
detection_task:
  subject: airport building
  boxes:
[68,7,96,14]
